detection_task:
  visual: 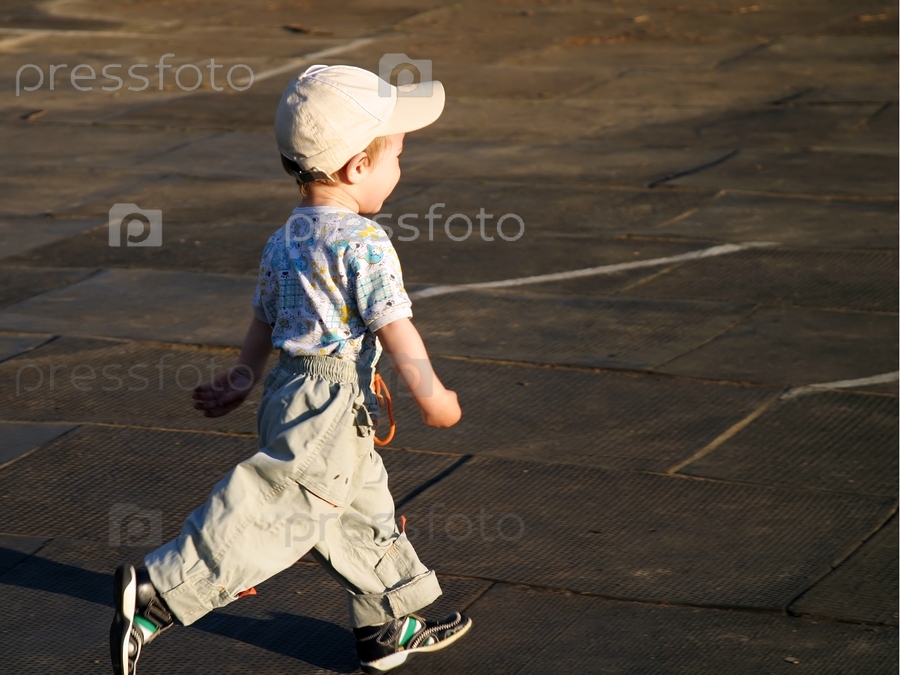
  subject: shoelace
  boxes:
[373,373,395,446]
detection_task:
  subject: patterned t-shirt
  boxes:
[252,206,412,367]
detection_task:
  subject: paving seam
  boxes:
[0,537,52,583]
[642,469,900,501]
[0,333,58,366]
[457,579,495,613]
[398,572,897,627]
[650,303,761,370]
[0,265,104,306]
[785,507,900,618]
[1,334,888,394]
[770,88,817,105]
[648,149,740,188]
[0,536,888,630]
[715,41,772,69]
[776,100,895,108]
[856,101,893,129]
[430,353,819,389]
[753,303,899,317]
[666,393,783,474]
[0,423,82,471]
[0,419,888,501]
[0,420,258,439]
[395,455,474,509]
[611,263,684,294]
[716,188,899,202]
[653,189,727,228]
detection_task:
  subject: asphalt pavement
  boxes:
[0,1,897,673]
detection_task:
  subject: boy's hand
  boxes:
[420,388,462,428]
[192,366,255,418]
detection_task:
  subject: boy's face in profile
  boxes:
[356,132,405,214]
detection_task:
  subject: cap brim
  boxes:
[382,80,445,135]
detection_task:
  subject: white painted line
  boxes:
[782,371,899,399]
[409,241,777,300]
[0,28,153,37]
[235,38,375,85]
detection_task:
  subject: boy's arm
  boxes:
[374,317,461,428]
[193,317,273,418]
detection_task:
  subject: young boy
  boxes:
[110,64,472,675]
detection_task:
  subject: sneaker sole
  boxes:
[110,565,137,675]
[360,617,473,674]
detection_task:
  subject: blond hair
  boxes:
[286,136,388,197]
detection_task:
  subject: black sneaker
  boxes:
[354,612,472,674]
[110,565,175,675]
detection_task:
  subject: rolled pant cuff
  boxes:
[144,540,227,626]
[348,570,442,628]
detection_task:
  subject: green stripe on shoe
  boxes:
[134,616,158,635]
[398,617,422,647]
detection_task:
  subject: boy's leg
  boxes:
[309,448,472,673]
[309,447,441,627]
[140,370,363,625]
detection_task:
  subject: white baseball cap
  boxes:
[275,64,445,181]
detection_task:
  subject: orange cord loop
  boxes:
[373,373,396,446]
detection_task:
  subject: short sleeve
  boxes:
[252,239,279,325]
[348,236,412,332]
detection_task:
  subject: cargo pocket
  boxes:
[373,533,427,590]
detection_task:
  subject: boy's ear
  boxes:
[340,150,373,185]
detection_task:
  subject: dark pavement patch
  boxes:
[0,535,488,675]
[400,456,895,608]
[681,391,898,496]
[385,182,715,236]
[791,516,899,626]
[0,425,461,544]
[624,248,899,312]
[413,290,754,369]
[655,192,899,249]
[0,216,105,258]
[5,220,279,275]
[413,582,899,675]
[669,149,898,196]
[0,269,255,346]
[0,332,54,363]
[0,266,96,310]
[383,356,777,472]
[0,336,265,432]
[395,234,702,288]
[0,421,76,467]
[659,306,899,386]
